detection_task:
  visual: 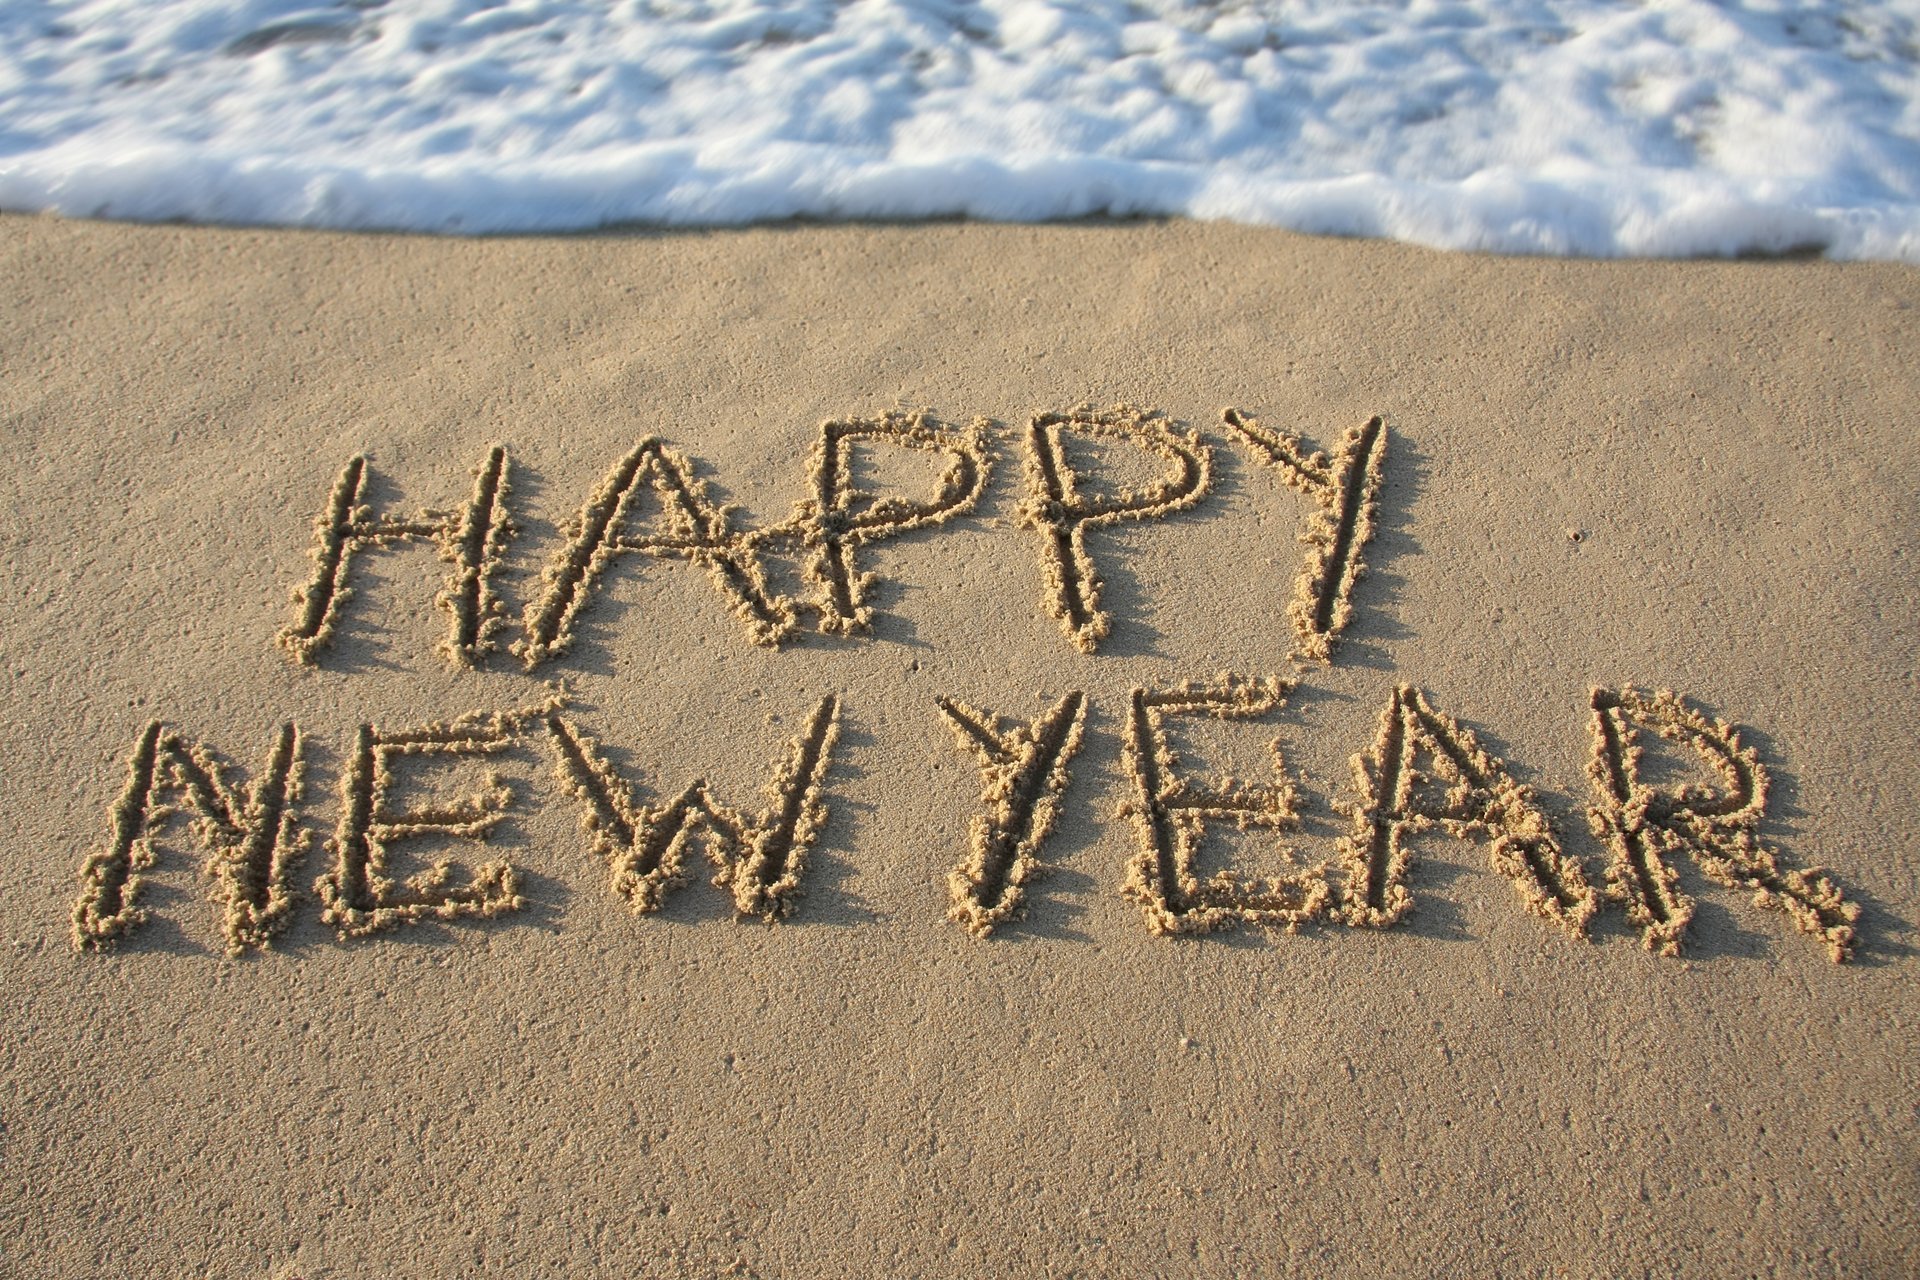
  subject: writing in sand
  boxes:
[69,406,1859,963]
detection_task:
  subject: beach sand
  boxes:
[2,214,1915,1277]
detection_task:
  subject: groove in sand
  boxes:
[72,721,309,955]
[936,691,1088,936]
[517,438,798,668]
[773,411,991,637]
[1336,686,1596,937]
[1223,408,1386,663]
[280,448,516,669]
[1018,405,1211,654]
[314,702,553,940]
[1586,687,1858,962]
[1118,674,1327,935]
[545,697,841,921]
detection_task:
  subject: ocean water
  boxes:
[3,0,1919,259]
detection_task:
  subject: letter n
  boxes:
[72,721,308,954]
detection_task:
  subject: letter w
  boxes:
[544,698,840,921]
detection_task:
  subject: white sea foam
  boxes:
[3,0,1919,258]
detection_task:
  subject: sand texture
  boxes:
[2,215,1916,1278]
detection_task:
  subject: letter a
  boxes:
[1336,686,1596,937]
[517,439,796,668]
[1587,687,1857,961]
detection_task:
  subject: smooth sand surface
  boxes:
[2,215,1916,1277]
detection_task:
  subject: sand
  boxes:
[1,214,1915,1278]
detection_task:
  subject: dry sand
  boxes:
[1,214,1916,1277]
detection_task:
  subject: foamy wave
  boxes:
[3,0,1918,259]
